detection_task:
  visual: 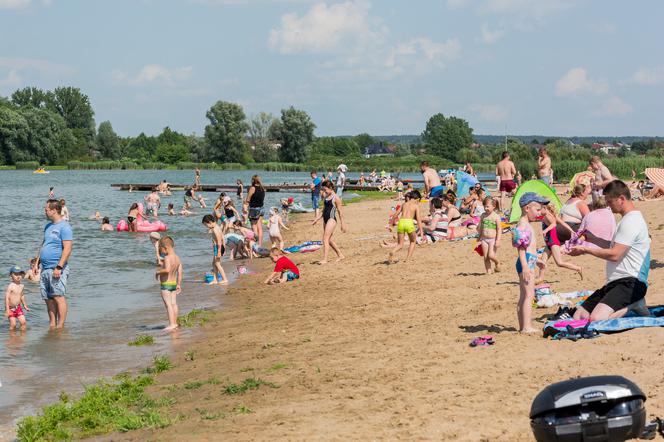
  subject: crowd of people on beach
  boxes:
[4,156,658,337]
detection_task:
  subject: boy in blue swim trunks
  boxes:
[512,192,548,333]
[202,214,228,285]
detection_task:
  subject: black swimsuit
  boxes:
[323,196,336,224]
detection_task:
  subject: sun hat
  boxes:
[9,265,25,275]
[519,192,550,208]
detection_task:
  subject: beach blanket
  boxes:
[543,306,664,336]
[284,241,322,253]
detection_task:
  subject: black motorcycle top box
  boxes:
[530,375,646,442]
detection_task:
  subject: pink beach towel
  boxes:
[553,319,590,328]
[562,208,616,254]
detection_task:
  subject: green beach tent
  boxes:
[508,180,562,223]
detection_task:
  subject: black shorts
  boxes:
[581,277,647,313]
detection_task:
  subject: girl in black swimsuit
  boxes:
[244,175,266,246]
[312,180,347,264]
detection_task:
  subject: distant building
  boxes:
[591,142,630,155]
[364,142,396,158]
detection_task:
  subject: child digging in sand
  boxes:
[512,192,548,333]
[5,266,29,330]
[264,247,300,284]
[155,236,182,332]
[202,214,229,285]
[383,190,423,262]
[477,197,502,274]
[537,204,583,282]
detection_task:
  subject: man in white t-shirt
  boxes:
[570,180,650,321]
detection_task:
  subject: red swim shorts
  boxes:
[9,305,24,318]
[499,179,517,193]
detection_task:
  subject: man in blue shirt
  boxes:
[310,171,322,219]
[39,199,73,328]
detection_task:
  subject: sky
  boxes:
[1,0,663,138]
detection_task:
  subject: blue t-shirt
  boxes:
[40,220,73,269]
[312,177,322,197]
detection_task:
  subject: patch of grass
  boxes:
[239,367,255,373]
[266,363,288,373]
[232,405,253,415]
[15,374,170,441]
[145,356,173,374]
[184,351,195,361]
[128,335,154,346]
[184,380,206,390]
[196,408,224,421]
[177,309,210,328]
[344,190,396,205]
[223,378,279,395]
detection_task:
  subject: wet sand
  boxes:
[84,195,664,440]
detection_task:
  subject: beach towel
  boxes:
[543,305,664,336]
[284,241,323,253]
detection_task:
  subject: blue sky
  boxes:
[1,0,663,137]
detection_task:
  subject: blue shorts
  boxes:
[336,187,344,198]
[430,185,444,197]
[515,252,537,275]
[213,244,224,259]
[40,266,70,300]
[285,270,299,281]
[312,194,320,210]
[540,176,551,185]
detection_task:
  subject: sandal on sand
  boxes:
[469,335,495,347]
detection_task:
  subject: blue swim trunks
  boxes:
[430,185,444,197]
[515,252,537,274]
[285,270,299,281]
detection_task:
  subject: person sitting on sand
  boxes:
[232,220,257,259]
[459,188,478,215]
[569,180,651,322]
[646,183,664,200]
[264,247,300,284]
[461,189,486,228]
[634,180,646,201]
[312,180,347,264]
[154,236,182,332]
[478,197,502,274]
[512,192,549,333]
[441,194,468,239]
[557,184,591,243]
[382,190,423,262]
[101,217,114,232]
[422,197,448,242]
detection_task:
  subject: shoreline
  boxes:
[14,196,664,440]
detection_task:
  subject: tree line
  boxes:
[2,85,662,167]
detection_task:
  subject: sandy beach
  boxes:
[86,194,664,441]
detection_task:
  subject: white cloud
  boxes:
[112,64,193,87]
[268,0,386,54]
[631,66,664,86]
[385,37,460,74]
[470,104,509,122]
[593,96,633,117]
[555,68,608,96]
[479,23,504,44]
[0,57,74,91]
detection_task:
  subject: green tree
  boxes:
[125,132,158,160]
[21,107,74,165]
[248,112,278,162]
[157,126,186,146]
[422,113,473,160]
[11,87,49,108]
[277,106,316,163]
[96,121,120,159]
[455,147,480,164]
[0,106,29,164]
[154,143,189,164]
[204,100,251,164]
[353,133,375,151]
[46,86,96,152]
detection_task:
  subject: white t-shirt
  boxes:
[605,210,650,284]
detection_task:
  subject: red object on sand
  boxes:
[474,243,484,256]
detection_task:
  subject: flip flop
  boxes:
[469,335,495,347]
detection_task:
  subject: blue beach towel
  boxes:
[544,306,664,335]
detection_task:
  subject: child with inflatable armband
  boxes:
[264,247,300,284]
[512,192,549,333]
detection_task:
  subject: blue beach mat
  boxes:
[544,306,664,335]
